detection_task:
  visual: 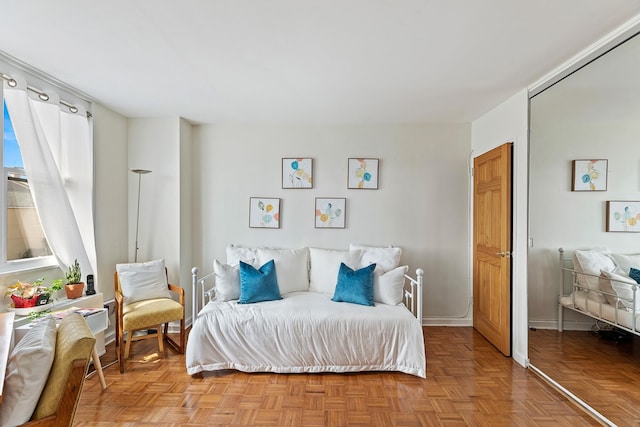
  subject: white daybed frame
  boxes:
[558,248,640,335]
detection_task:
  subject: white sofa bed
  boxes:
[187,245,426,378]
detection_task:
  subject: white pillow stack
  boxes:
[213,244,409,305]
[573,249,616,303]
[599,269,639,310]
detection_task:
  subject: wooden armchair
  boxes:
[114,261,185,373]
[0,313,96,427]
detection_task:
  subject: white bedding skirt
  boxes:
[561,291,640,332]
[186,291,426,378]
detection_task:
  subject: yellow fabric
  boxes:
[122,298,183,331]
[32,313,95,420]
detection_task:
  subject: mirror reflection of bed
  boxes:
[528,31,640,426]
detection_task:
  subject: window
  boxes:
[2,100,55,272]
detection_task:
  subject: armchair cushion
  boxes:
[116,259,171,305]
[32,313,95,420]
[0,317,56,426]
[122,298,184,330]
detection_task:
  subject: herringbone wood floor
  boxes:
[74,327,599,427]
[529,327,640,427]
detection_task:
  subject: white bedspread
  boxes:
[561,291,640,331]
[186,291,426,378]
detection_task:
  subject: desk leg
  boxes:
[92,346,107,389]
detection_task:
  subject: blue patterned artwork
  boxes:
[282,158,313,188]
[348,158,379,189]
[572,159,607,191]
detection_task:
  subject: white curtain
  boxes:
[4,78,97,286]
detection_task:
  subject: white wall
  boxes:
[191,123,472,324]
[93,103,128,302]
[127,117,193,320]
[471,89,530,367]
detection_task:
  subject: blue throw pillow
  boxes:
[630,267,640,284]
[331,262,376,306]
[238,260,282,304]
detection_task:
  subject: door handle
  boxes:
[496,251,511,257]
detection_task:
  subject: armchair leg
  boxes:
[118,327,125,374]
[164,318,186,354]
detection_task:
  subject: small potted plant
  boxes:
[65,259,84,299]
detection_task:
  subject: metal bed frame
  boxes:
[558,247,640,335]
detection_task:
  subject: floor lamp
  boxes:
[131,169,151,262]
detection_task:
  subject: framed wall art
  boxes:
[348,158,379,189]
[249,197,280,228]
[606,200,640,232]
[282,158,313,189]
[572,159,607,191]
[315,198,346,229]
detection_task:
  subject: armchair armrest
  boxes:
[168,283,184,306]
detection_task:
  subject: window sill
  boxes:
[0,256,59,275]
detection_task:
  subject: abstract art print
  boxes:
[315,198,346,228]
[249,197,280,228]
[282,158,313,189]
[606,201,640,232]
[572,159,607,191]
[348,158,379,189]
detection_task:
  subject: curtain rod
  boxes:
[1,72,92,118]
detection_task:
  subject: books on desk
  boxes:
[51,307,104,322]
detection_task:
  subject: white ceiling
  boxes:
[1,1,639,124]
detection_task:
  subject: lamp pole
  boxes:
[131,169,151,262]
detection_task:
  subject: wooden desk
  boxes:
[0,311,15,403]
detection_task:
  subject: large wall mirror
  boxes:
[528,31,640,425]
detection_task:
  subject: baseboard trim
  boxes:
[528,363,614,426]
[422,318,472,327]
[528,320,594,331]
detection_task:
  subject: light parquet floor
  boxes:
[529,327,640,427]
[74,327,599,427]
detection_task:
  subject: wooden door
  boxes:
[473,143,512,356]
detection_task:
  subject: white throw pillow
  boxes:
[226,244,258,266]
[309,248,363,294]
[573,249,616,303]
[116,259,170,305]
[599,269,640,310]
[374,265,408,305]
[256,247,310,294]
[0,316,56,426]
[610,253,640,277]
[213,259,241,301]
[349,243,402,272]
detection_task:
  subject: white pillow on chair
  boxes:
[116,259,170,305]
[0,317,56,426]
